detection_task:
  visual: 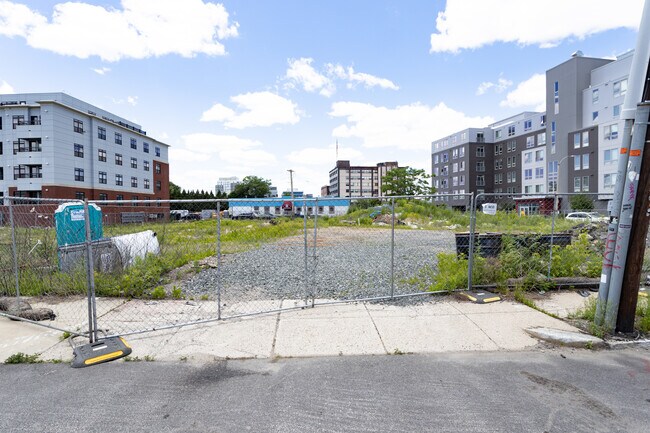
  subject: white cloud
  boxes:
[0,79,15,93]
[500,73,546,111]
[285,58,335,97]
[328,64,399,90]
[430,0,643,53]
[92,67,111,75]
[200,91,300,129]
[0,0,238,61]
[127,96,138,106]
[476,77,512,95]
[287,144,363,166]
[330,101,493,151]
[180,133,277,167]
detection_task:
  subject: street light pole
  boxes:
[288,169,295,217]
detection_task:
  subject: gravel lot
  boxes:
[184,227,456,303]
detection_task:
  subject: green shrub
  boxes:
[171,286,183,299]
[5,352,41,364]
[150,286,166,300]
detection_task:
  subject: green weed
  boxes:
[4,352,42,364]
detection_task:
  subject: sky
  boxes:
[0,0,644,195]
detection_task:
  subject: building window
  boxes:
[452,163,458,173]
[73,119,84,133]
[441,165,448,176]
[582,154,589,170]
[538,132,546,145]
[476,146,485,157]
[155,146,161,157]
[131,177,138,188]
[156,180,162,191]
[507,171,516,183]
[452,176,458,187]
[592,111,599,122]
[115,153,123,165]
[574,177,581,192]
[494,173,503,185]
[508,125,515,137]
[131,157,137,169]
[459,147,465,157]
[613,104,622,118]
[613,79,628,98]
[12,115,25,129]
[130,138,137,150]
[525,185,532,194]
[442,152,449,163]
[98,148,107,162]
[582,176,590,192]
[535,151,544,162]
[115,132,122,145]
[604,149,618,164]
[592,88,599,104]
[459,161,465,171]
[604,124,619,140]
[99,193,108,201]
[524,152,532,164]
[116,174,123,186]
[476,161,485,172]
[434,154,439,164]
[535,167,544,179]
[524,120,532,131]
[551,121,556,154]
[582,131,589,147]
[495,130,502,139]
[74,143,84,158]
[74,168,84,181]
[535,184,544,193]
[507,140,516,153]
[541,115,546,127]
[143,160,150,171]
[433,167,439,176]
[573,133,581,149]
[554,81,559,114]
[524,169,533,180]
[144,179,150,189]
[143,142,150,153]
[452,148,458,159]
[476,175,485,187]
[116,194,123,203]
[507,156,516,168]
[604,173,616,188]
[99,171,107,184]
[459,175,465,186]
[526,136,535,148]
[98,126,106,140]
[155,163,161,174]
[75,192,85,200]
[494,159,502,170]
[574,157,581,171]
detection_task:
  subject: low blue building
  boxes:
[228,197,350,218]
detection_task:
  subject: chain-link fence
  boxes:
[2,192,620,340]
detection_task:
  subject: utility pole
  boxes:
[288,169,295,217]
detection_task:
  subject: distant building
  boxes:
[229,198,350,218]
[321,185,331,196]
[328,160,398,197]
[215,176,240,195]
[267,186,278,198]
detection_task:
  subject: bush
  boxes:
[570,194,595,211]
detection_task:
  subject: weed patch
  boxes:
[4,352,41,364]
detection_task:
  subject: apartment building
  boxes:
[0,92,169,209]
[431,50,633,213]
[327,160,398,197]
[215,176,240,195]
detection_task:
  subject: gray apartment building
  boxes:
[431,50,633,213]
[0,92,170,208]
[327,160,398,197]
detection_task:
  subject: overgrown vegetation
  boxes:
[4,352,41,364]
[568,296,650,337]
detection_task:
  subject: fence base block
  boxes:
[460,291,501,304]
[71,337,132,368]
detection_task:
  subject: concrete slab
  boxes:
[526,327,606,348]
[364,300,462,317]
[452,299,532,315]
[274,301,386,357]
[0,318,61,361]
[534,291,596,319]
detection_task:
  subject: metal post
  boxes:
[312,198,318,307]
[390,197,396,299]
[8,199,20,299]
[216,201,222,320]
[467,194,477,291]
[547,192,558,279]
[83,200,98,343]
[303,202,309,305]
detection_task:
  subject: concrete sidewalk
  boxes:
[1,292,598,363]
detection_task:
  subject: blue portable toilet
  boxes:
[55,202,103,247]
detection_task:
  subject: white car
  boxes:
[565,212,608,222]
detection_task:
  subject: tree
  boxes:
[569,194,594,211]
[381,167,435,196]
[228,175,272,198]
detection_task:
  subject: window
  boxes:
[143,142,149,153]
[574,177,581,192]
[582,131,589,147]
[476,161,485,172]
[130,138,137,149]
[459,175,465,186]
[143,161,150,171]
[592,111,599,122]
[75,192,85,200]
[461,132,467,140]
[613,79,628,98]
[74,143,84,158]
[537,132,546,145]
[74,168,84,181]
[613,104,622,118]
[525,185,532,194]
[507,171,516,183]
[574,157,581,171]
[554,81,559,114]
[526,136,535,148]
[507,140,516,152]
[508,125,515,136]
[507,156,516,168]
[524,119,532,131]
[441,165,448,176]
[604,173,616,188]
[452,148,458,159]
[73,119,83,133]
[115,132,122,145]
[0,167,3,181]
[604,124,619,140]
[155,163,161,174]
[156,180,162,191]
[495,130,502,139]
[433,167,439,176]
[434,154,439,164]
[459,146,465,157]
[442,152,449,163]
[582,154,589,170]
[476,146,485,157]
[524,169,533,180]
[476,175,485,186]
[524,152,532,164]
[582,176,590,192]
[452,176,458,187]
[115,153,123,165]
[541,115,546,127]
[155,146,161,157]
[12,115,25,128]
[115,174,123,186]
[116,194,123,203]
[99,193,108,201]
[592,88,599,104]
[131,177,138,188]
[131,157,137,169]
[459,161,465,171]
[98,126,106,140]
[573,133,581,149]
[452,162,458,173]
[494,159,502,170]
[535,167,544,179]
[99,171,107,184]
[494,173,503,184]
[604,149,618,164]
[494,144,503,155]
[144,179,150,189]
[535,184,544,193]
[98,149,107,162]
[551,121,556,155]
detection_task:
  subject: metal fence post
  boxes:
[83,199,98,343]
[312,198,318,307]
[390,197,396,299]
[467,193,477,291]
[8,198,20,299]
[303,202,309,305]
[216,201,222,320]
[547,192,558,279]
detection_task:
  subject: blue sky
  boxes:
[0,0,643,195]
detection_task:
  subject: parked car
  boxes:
[232,212,258,220]
[257,212,276,219]
[565,212,607,222]
[181,213,201,221]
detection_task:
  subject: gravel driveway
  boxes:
[184,227,456,303]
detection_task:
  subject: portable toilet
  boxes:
[55,202,103,271]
